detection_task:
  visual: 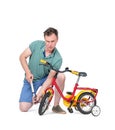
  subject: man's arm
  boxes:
[36,70,56,99]
[19,47,33,82]
[42,70,56,89]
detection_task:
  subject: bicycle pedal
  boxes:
[66,92,72,95]
[67,107,73,113]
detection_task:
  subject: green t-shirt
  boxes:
[28,40,62,80]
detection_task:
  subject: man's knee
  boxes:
[19,102,32,112]
[57,73,66,81]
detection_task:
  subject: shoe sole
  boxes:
[52,110,66,114]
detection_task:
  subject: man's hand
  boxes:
[26,72,34,83]
[32,95,39,104]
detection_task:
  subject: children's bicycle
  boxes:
[33,59,101,116]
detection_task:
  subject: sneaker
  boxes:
[52,105,66,114]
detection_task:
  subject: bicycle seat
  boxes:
[79,72,87,77]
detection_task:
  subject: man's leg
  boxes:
[52,73,66,114]
[19,78,47,112]
[19,102,33,112]
[19,79,34,112]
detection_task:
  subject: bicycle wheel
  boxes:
[77,92,96,114]
[38,92,53,115]
[91,105,101,116]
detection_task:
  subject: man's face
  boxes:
[44,33,58,52]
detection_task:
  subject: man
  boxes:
[19,27,66,114]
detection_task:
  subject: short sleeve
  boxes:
[29,40,44,53]
[52,57,62,71]
[29,41,37,53]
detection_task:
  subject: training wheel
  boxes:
[91,105,101,116]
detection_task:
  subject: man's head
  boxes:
[44,27,58,38]
[44,27,58,53]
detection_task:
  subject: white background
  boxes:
[0,0,115,129]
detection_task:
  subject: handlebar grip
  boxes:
[40,59,47,64]
[40,59,53,69]
[71,70,79,75]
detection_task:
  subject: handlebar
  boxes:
[40,59,87,77]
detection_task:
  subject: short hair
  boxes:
[44,27,58,37]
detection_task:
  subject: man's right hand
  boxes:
[26,72,34,83]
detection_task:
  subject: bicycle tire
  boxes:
[77,92,96,114]
[38,92,52,115]
[91,105,101,116]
